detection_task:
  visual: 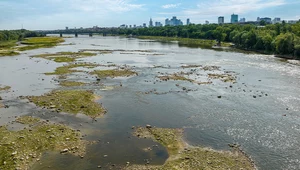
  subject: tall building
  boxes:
[155,22,162,27]
[258,17,272,24]
[273,18,281,24]
[218,16,224,24]
[143,23,147,28]
[205,20,209,24]
[165,16,183,26]
[149,18,153,27]
[187,18,190,25]
[239,18,246,23]
[231,14,238,23]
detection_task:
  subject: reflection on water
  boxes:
[0,35,300,169]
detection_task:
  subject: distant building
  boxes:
[257,17,272,24]
[239,18,246,23]
[119,24,127,29]
[231,14,238,23]
[205,20,209,24]
[143,23,147,28]
[155,22,163,27]
[273,18,281,24]
[65,27,69,30]
[149,18,153,27]
[129,25,132,28]
[288,20,298,24]
[133,24,136,28]
[165,16,183,26]
[187,18,190,25]
[218,16,224,24]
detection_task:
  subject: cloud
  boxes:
[162,3,181,9]
[184,0,285,16]
[70,0,145,13]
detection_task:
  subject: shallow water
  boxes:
[1,35,300,170]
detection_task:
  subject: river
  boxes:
[0,35,300,170]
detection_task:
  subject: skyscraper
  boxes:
[149,18,153,27]
[165,16,183,26]
[231,14,238,23]
[218,16,224,24]
[187,18,190,25]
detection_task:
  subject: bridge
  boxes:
[39,28,122,37]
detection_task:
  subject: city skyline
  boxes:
[0,0,300,30]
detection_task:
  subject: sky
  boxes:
[0,0,299,30]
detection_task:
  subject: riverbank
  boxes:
[0,37,64,56]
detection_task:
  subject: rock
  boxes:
[50,105,56,109]
[96,78,101,81]
[182,87,187,90]
[126,162,130,165]
[217,96,222,98]
[103,155,108,157]
[60,149,69,153]
[146,125,152,129]
[283,114,287,117]
[0,97,2,100]
[253,96,257,98]
[97,165,102,168]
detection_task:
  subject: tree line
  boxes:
[0,29,45,42]
[119,22,300,59]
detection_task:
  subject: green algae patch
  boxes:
[16,116,40,125]
[18,37,65,51]
[26,90,106,118]
[0,86,11,91]
[32,52,97,63]
[45,63,100,75]
[0,117,86,170]
[59,81,87,87]
[91,69,137,78]
[129,127,255,170]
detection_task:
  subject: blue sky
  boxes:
[0,0,299,30]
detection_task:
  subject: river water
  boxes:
[1,35,300,170]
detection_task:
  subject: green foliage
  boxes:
[118,22,300,58]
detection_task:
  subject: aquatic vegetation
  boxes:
[91,69,137,78]
[0,116,86,170]
[26,90,106,118]
[0,41,20,56]
[18,37,65,51]
[129,127,255,170]
[32,52,97,63]
[59,81,87,87]
[0,86,11,91]
[45,63,100,75]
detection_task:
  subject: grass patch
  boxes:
[32,52,97,63]
[91,69,137,78]
[59,81,87,87]
[138,36,231,48]
[0,116,86,170]
[17,37,65,51]
[129,127,255,170]
[0,86,11,91]
[26,90,106,118]
[0,40,17,49]
[45,63,99,75]
[0,50,20,57]
[158,74,194,83]
[16,116,40,125]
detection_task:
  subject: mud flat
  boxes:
[0,116,87,170]
[91,69,137,78]
[128,127,256,170]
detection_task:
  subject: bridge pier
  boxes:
[60,33,62,37]
[103,33,107,36]
[75,33,78,37]
[89,33,93,37]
